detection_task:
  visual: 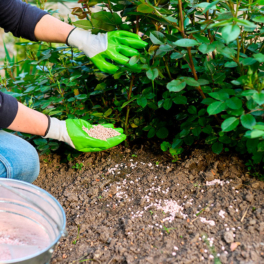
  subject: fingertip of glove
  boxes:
[115,128,124,134]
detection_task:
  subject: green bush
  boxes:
[3,0,264,164]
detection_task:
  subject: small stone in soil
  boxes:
[224,231,234,243]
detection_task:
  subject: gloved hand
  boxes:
[67,29,147,74]
[44,117,126,152]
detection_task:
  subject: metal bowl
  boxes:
[0,179,66,264]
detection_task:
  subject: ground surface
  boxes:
[35,144,264,264]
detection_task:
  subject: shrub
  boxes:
[3,0,264,164]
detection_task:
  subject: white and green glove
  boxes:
[67,28,147,74]
[44,117,126,152]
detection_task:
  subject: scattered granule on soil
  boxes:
[219,210,226,218]
[200,217,215,226]
[82,125,120,141]
[145,199,187,222]
[206,179,225,186]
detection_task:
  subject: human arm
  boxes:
[34,15,147,73]
[2,96,125,152]
[7,102,48,136]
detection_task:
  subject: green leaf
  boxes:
[253,93,264,105]
[163,98,172,110]
[156,127,169,139]
[161,141,171,151]
[219,135,231,144]
[170,52,183,60]
[221,117,239,132]
[185,77,200,87]
[241,114,256,130]
[192,127,201,136]
[184,135,194,146]
[146,68,159,80]
[209,92,229,101]
[227,107,244,116]
[73,20,93,30]
[174,39,199,47]
[91,12,122,31]
[150,31,166,45]
[198,79,209,85]
[34,138,47,146]
[216,11,233,21]
[208,20,233,28]
[104,108,112,117]
[252,16,264,23]
[193,34,210,44]
[173,95,187,104]
[137,96,148,108]
[253,125,264,130]
[207,101,226,115]
[212,142,223,154]
[172,138,183,148]
[226,97,242,109]
[257,141,264,152]
[234,18,256,28]
[253,53,264,63]
[137,3,154,13]
[147,128,156,138]
[198,43,209,54]
[249,130,264,138]
[241,57,257,66]
[167,80,186,92]
[221,25,240,44]
[95,83,107,90]
[76,94,88,100]
[241,90,257,96]
[203,0,220,14]
[129,55,140,66]
[121,95,139,108]
[188,105,197,115]
[205,134,218,144]
[224,61,238,68]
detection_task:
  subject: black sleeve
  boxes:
[0,0,48,41]
[0,92,18,129]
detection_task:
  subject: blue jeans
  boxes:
[0,130,40,183]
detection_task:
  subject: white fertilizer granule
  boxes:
[82,125,121,141]
[206,179,225,186]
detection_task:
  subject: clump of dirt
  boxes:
[35,146,264,264]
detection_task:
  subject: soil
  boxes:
[35,143,264,264]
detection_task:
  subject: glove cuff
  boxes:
[67,28,108,58]
[43,117,75,149]
[44,115,51,137]
[66,27,77,46]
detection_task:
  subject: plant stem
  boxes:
[125,74,135,137]
[163,58,172,80]
[107,0,113,14]
[83,3,94,27]
[178,0,221,124]
[178,0,184,33]
[136,16,139,35]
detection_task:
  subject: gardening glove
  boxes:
[43,117,126,152]
[67,28,148,74]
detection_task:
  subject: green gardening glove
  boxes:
[44,118,126,152]
[67,29,148,74]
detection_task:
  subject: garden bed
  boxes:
[35,145,264,264]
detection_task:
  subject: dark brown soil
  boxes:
[35,145,264,264]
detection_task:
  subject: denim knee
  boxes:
[0,131,40,183]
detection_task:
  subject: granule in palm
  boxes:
[82,125,120,141]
